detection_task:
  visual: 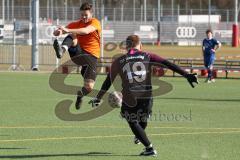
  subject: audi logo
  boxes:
[176,27,197,38]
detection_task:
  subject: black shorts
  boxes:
[120,98,153,122]
[68,44,97,81]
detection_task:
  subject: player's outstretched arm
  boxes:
[64,25,96,35]
[53,25,71,36]
[149,53,199,88]
[160,59,199,88]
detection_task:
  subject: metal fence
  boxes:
[0,20,234,45]
[0,6,238,23]
[0,44,60,71]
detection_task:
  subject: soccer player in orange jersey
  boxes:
[53,2,101,110]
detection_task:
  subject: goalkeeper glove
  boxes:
[88,98,101,108]
[186,73,199,88]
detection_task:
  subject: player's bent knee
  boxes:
[72,38,78,46]
[68,34,78,46]
[84,82,94,93]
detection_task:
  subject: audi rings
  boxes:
[176,27,197,38]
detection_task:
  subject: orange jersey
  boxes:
[67,18,101,58]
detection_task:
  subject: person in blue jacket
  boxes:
[202,29,221,83]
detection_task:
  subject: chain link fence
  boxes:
[0,6,238,23]
[0,20,234,44]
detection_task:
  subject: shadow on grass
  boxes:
[158,97,240,102]
[0,152,140,159]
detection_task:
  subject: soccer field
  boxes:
[0,72,240,160]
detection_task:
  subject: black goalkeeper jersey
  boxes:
[97,49,188,106]
[112,50,153,104]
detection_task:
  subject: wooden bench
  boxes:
[62,57,240,79]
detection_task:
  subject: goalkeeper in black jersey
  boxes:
[90,35,198,156]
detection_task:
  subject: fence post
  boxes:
[92,0,95,16]
[185,0,188,14]
[101,3,105,20]
[12,19,16,70]
[144,0,146,22]
[161,4,163,17]
[72,7,75,21]
[200,0,202,12]
[64,0,68,22]
[190,9,193,25]
[31,0,39,71]
[157,21,161,46]
[121,4,123,22]
[11,0,14,21]
[226,10,229,24]
[133,0,135,22]
[152,8,155,22]
[171,0,174,22]
[158,0,161,21]
[47,0,49,18]
[113,8,116,22]
[208,0,211,28]
[7,0,9,21]
[50,0,53,20]
[177,4,180,17]
[2,0,5,24]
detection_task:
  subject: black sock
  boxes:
[77,87,91,98]
[62,35,73,48]
[128,121,151,147]
[208,69,213,79]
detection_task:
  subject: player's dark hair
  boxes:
[206,29,213,34]
[126,35,140,49]
[80,2,92,11]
